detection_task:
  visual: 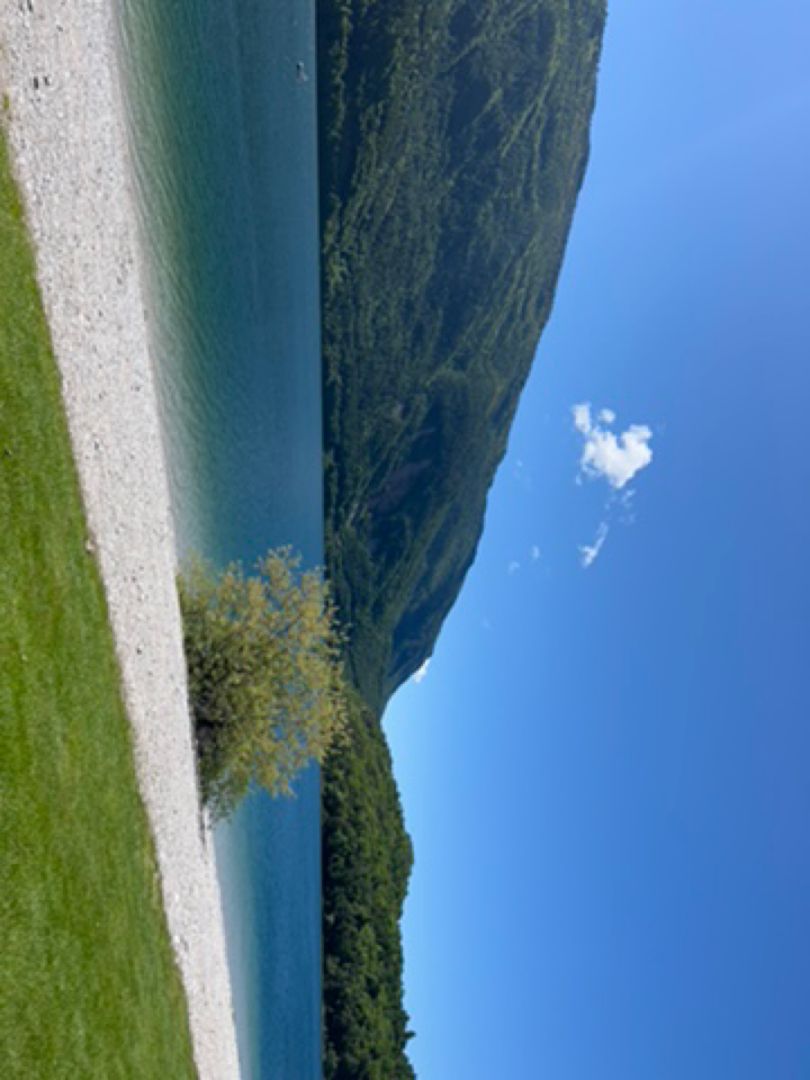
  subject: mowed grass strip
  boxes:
[0,131,196,1078]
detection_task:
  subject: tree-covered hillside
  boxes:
[322,691,414,1079]
[319,0,606,712]
[318,2,605,1074]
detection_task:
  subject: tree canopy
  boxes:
[178,548,348,820]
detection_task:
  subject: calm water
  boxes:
[116,2,323,1076]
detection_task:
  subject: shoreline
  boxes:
[1,4,240,1077]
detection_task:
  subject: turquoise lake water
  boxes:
[117,2,323,1076]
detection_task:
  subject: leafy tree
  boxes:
[178,548,348,820]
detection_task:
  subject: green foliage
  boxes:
[318,0,606,711]
[178,548,348,820]
[0,131,195,1077]
[322,691,415,1080]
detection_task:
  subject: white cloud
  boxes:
[507,560,521,575]
[572,402,653,489]
[412,658,431,684]
[582,424,652,489]
[530,545,541,561]
[579,522,609,568]
[573,402,592,434]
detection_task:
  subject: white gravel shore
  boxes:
[1,3,241,1077]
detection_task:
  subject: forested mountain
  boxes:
[318,2,605,1075]
[319,0,606,713]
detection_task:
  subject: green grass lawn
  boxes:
[0,129,197,1077]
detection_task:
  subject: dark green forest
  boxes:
[318,1,605,1074]
[322,691,415,1079]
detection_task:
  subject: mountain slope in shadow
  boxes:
[320,0,606,713]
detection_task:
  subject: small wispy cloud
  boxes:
[512,456,533,492]
[572,403,653,490]
[507,560,521,575]
[616,487,637,525]
[579,522,609,568]
[530,545,541,561]
[572,403,592,435]
[412,658,431,684]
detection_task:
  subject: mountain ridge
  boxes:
[319,0,606,714]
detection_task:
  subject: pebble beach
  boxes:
[1,3,241,1076]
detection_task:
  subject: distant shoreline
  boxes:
[1,5,239,1077]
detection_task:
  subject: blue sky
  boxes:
[384,2,810,1076]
